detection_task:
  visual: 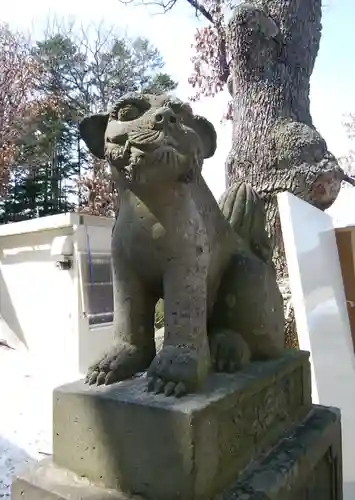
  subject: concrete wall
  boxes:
[0,213,115,377]
[0,215,77,375]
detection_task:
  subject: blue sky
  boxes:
[310,0,355,163]
[1,0,355,200]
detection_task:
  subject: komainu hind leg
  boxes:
[210,252,284,363]
[209,329,251,373]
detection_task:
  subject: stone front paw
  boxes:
[85,342,154,386]
[209,330,251,373]
[147,345,209,397]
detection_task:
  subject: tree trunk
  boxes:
[226,0,346,347]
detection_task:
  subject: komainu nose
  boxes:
[152,107,177,127]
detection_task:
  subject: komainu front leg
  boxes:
[147,259,210,397]
[86,247,156,386]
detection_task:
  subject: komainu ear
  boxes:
[190,115,217,159]
[79,112,110,159]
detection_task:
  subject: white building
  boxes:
[0,213,115,378]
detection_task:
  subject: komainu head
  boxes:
[79,93,217,186]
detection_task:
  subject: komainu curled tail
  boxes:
[219,181,272,264]
[212,180,285,361]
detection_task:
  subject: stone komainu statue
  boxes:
[79,93,284,397]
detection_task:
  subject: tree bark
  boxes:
[226,1,346,347]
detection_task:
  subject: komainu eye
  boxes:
[118,105,141,121]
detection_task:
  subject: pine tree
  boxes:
[0,22,177,221]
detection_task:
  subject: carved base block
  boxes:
[220,405,342,500]
[51,351,310,500]
[12,406,342,500]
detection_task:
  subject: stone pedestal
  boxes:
[12,351,343,500]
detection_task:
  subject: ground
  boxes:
[0,346,76,499]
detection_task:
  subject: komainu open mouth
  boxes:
[116,142,187,184]
[148,145,185,168]
[128,131,180,153]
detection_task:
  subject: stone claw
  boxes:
[146,345,208,397]
[85,342,154,387]
[85,371,99,385]
[209,329,251,373]
[147,376,187,398]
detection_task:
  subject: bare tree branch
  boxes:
[185,0,214,23]
[343,174,355,187]
[0,23,51,195]
[119,0,214,23]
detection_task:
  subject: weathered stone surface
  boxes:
[12,405,341,500]
[79,93,285,396]
[11,458,127,500]
[219,405,342,500]
[52,351,311,500]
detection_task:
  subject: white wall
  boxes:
[278,192,355,499]
[0,225,78,375]
[0,213,116,377]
